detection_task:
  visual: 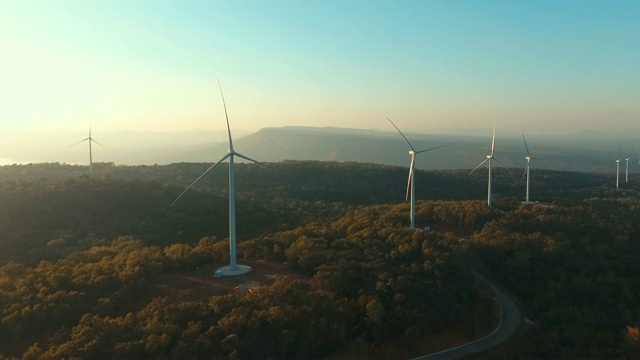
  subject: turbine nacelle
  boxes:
[409,150,415,155]
[525,156,531,161]
[486,155,492,159]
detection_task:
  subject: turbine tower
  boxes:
[469,123,508,207]
[615,145,621,190]
[624,145,635,183]
[386,117,444,229]
[172,80,267,277]
[522,133,533,204]
[69,125,106,175]
[625,156,629,183]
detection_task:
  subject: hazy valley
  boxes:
[2,126,637,174]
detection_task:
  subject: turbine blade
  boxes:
[386,117,415,152]
[521,167,527,182]
[618,144,621,160]
[406,157,414,202]
[218,78,234,151]
[522,133,531,156]
[69,138,90,148]
[493,157,513,173]
[469,158,489,175]
[627,144,636,159]
[490,122,496,157]
[233,152,272,168]
[90,138,108,149]
[171,153,231,206]
[415,144,447,154]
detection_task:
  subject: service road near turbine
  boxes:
[411,267,521,360]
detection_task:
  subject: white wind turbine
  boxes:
[615,145,621,190]
[69,125,106,175]
[521,133,534,204]
[624,145,635,183]
[172,80,268,277]
[469,123,509,207]
[387,117,445,229]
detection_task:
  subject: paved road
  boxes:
[411,267,521,360]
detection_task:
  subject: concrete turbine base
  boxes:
[214,265,252,277]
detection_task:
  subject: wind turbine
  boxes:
[469,123,509,207]
[69,125,106,175]
[386,117,445,229]
[521,133,533,204]
[172,80,268,277]
[615,145,621,190]
[624,145,635,183]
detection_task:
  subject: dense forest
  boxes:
[0,161,638,359]
[474,196,640,358]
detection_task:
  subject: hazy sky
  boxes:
[1,0,639,135]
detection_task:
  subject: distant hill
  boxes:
[1,126,635,173]
[194,126,633,174]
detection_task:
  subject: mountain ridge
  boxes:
[1,126,636,173]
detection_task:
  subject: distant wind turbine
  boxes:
[624,145,635,183]
[615,145,621,190]
[69,125,106,175]
[469,123,509,207]
[521,133,534,204]
[386,117,445,229]
[172,80,268,277]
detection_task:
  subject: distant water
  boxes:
[0,158,18,165]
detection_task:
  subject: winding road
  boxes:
[411,267,521,360]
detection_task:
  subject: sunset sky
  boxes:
[1,0,639,135]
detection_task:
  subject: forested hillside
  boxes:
[0,201,488,358]
[474,195,640,358]
[0,162,639,359]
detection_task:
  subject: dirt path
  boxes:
[156,259,304,302]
